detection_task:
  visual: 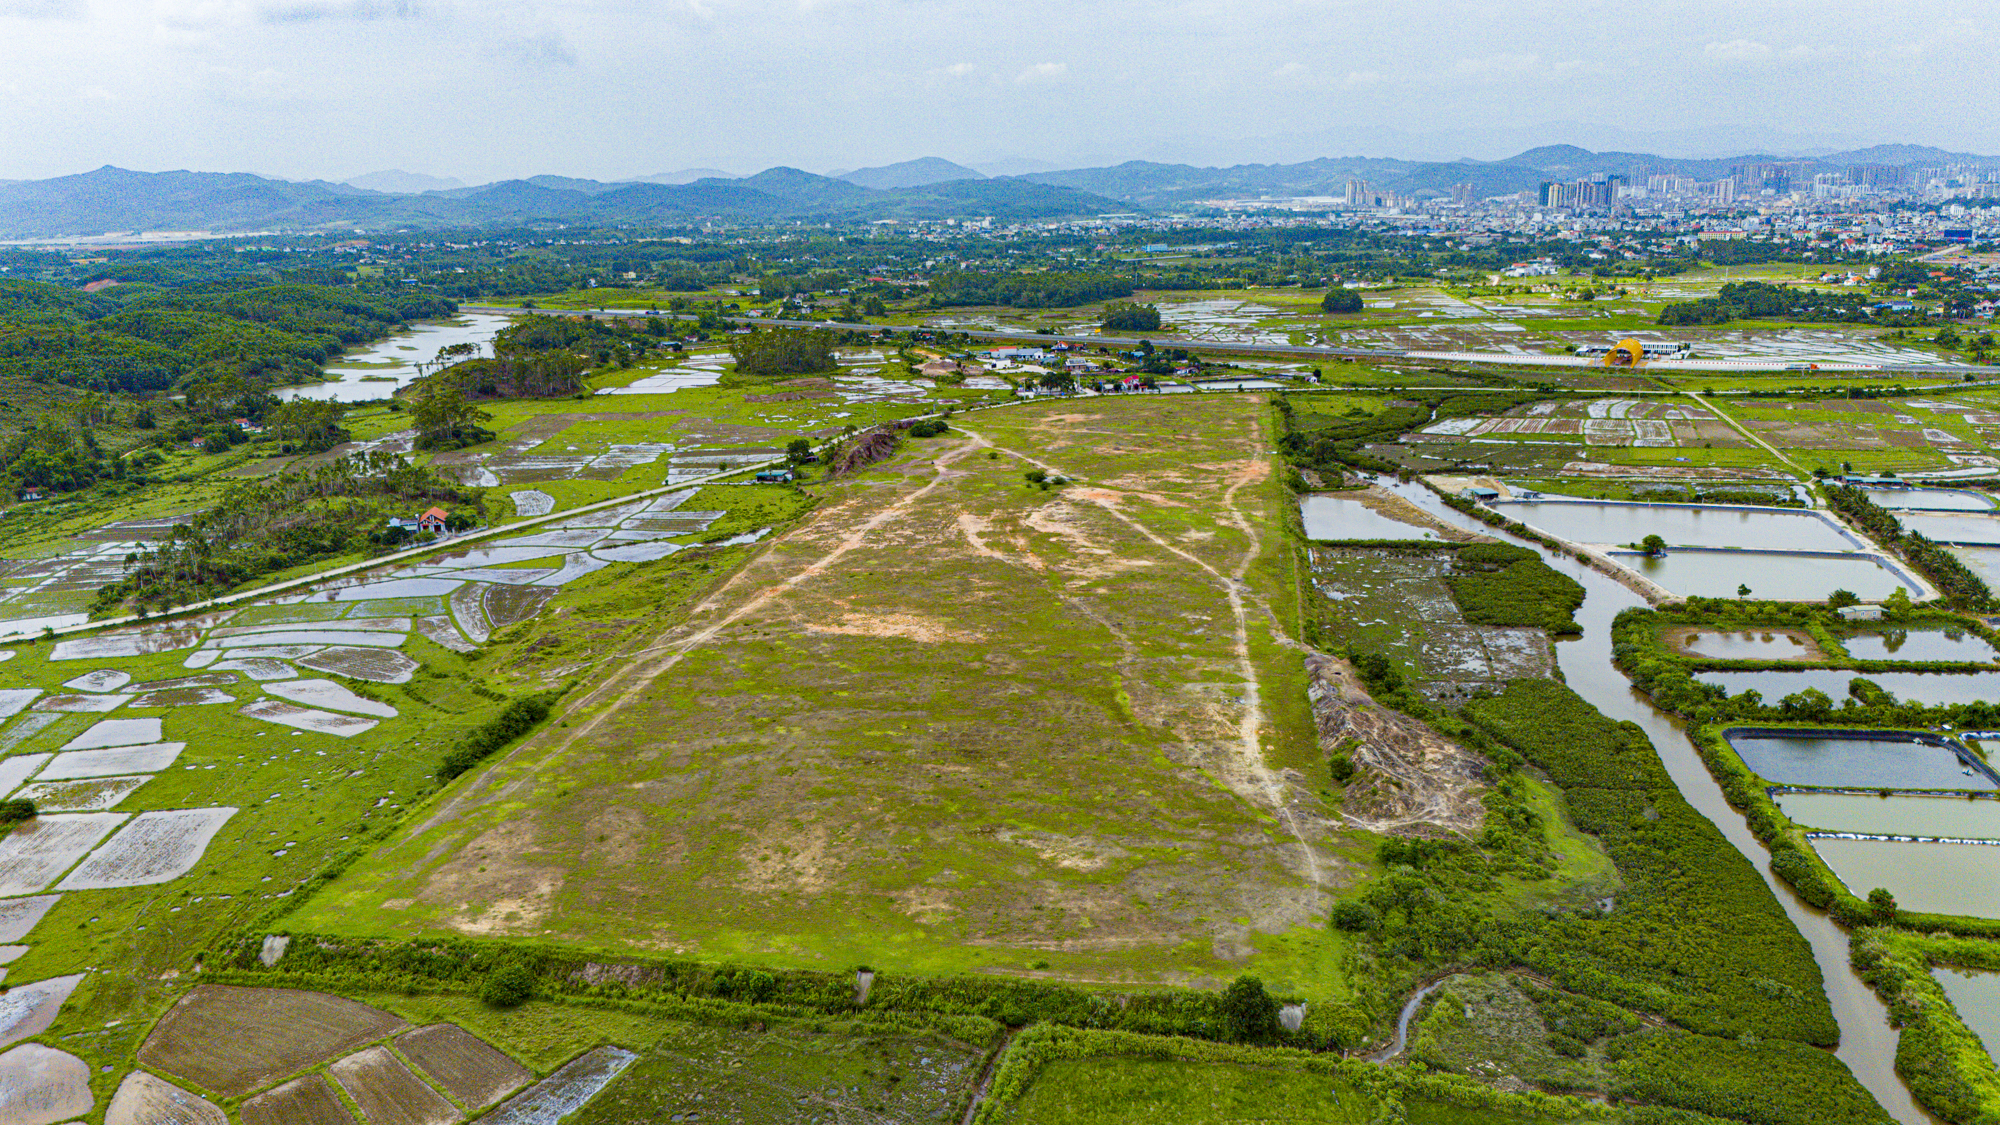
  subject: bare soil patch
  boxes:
[397,1024,530,1110]
[1306,654,1487,838]
[330,1045,461,1125]
[239,1075,356,1125]
[139,985,407,1097]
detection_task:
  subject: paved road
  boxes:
[464,304,2000,379]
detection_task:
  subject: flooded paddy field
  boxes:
[1813,838,2000,917]
[1490,499,1860,551]
[1699,669,2000,707]
[275,313,515,402]
[1776,791,2000,839]
[1721,728,1996,790]
[1615,549,1918,601]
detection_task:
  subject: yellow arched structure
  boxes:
[1605,338,1646,367]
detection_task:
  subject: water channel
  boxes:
[1369,478,1935,1123]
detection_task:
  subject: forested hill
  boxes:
[0,166,1129,237]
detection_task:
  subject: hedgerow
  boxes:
[435,687,567,782]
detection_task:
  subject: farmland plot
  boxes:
[330,1045,462,1125]
[62,670,131,693]
[127,687,237,708]
[57,807,237,890]
[0,897,56,943]
[0,754,50,796]
[32,693,131,712]
[62,718,162,749]
[239,1075,356,1125]
[483,1047,636,1125]
[0,690,42,718]
[0,814,126,895]
[264,680,398,718]
[299,648,420,683]
[14,774,151,812]
[140,985,407,1097]
[238,700,379,737]
[397,1024,530,1110]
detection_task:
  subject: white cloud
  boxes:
[928,61,976,79]
[1704,38,1773,61]
[1272,61,1306,78]
[1014,61,1066,84]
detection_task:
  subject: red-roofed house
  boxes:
[417,507,450,535]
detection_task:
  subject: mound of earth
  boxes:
[1305,653,1488,838]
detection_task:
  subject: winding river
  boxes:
[1373,479,1936,1125]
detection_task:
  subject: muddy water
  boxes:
[1778,792,2000,838]
[1376,478,1934,1123]
[1933,968,2000,1060]
[1701,669,2000,707]
[1490,499,1861,552]
[1615,549,1915,601]
[1814,839,2000,916]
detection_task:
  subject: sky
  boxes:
[0,0,1992,184]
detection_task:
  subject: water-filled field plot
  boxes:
[0,975,85,1049]
[1722,729,1996,790]
[1934,968,2000,1061]
[1300,494,1443,540]
[483,1047,636,1125]
[1668,628,1821,661]
[39,743,184,779]
[0,1041,94,1125]
[105,1069,226,1125]
[1616,549,1916,601]
[1840,627,1999,662]
[0,814,127,895]
[14,774,151,812]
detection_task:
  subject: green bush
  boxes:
[479,962,535,1008]
[436,689,564,782]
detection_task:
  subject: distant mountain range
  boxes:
[0,166,1128,238]
[3,143,1992,239]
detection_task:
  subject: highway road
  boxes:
[463,304,2000,379]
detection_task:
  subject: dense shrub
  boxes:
[480,962,535,1008]
[436,690,564,782]
[1445,542,1585,633]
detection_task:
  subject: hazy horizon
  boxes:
[0,0,1991,184]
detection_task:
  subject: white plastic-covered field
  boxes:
[14,775,151,813]
[61,670,130,693]
[0,1041,93,1125]
[0,690,41,719]
[57,808,237,891]
[0,815,127,895]
[39,744,185,780]
[210,630,405,649]
[130,673,236,692]
[263,679,398,718]
[31,693,131,713]
[211,658,299,680]
[127,687,236,708]
[63,718,163,750]
[238,700,378,737]
[299,647,419,684]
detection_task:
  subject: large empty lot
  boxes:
[296,395,1350,988]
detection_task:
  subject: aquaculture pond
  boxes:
[1861,488,1995,512]
[1671,629,1818,660]
[1838,627,1999,663]
[1490,499,1860,551]
[1721,729,1996,790]
[1699,669,2000,707]
[1776,791,2000,839]
[1299,494,1439,541]
[1614,550,1917,601]
[1374,479,1928,1120]
[1812,838,2000,917]
[1933,969,2000,1061]
[1952,547,2000,590]
[1897,512,2000,546]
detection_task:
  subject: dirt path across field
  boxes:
[955,416,1326,903]
[409,433,995,836]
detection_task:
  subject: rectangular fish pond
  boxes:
[1611,549,1920,601]
[1899,512,2000,546]
[1861,488,1995,512]
[1933,968,2000,1061]
[1299,494,1442,541]
[1699,669,2000,707]
[1812,837,2000,917]
[1720,728,1998,790]
[1776,791,2000,839]
[1489,499,1861,552]
[1838,627,1998,663]
[1670,629,1820,661]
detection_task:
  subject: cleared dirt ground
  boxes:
[297,396,1351,987]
